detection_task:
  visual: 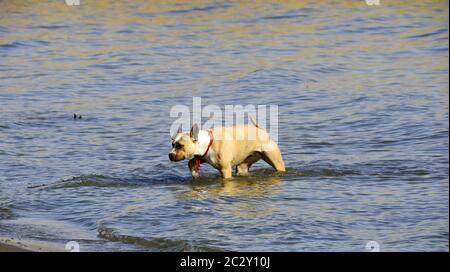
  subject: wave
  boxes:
[407,28,448,39]
[166,3,232,15]
[0,206,14,220]
[33,167,355,190]
[0,40,50,51]
[97,223,224,252]
[26,160,433,191]
[28,172,190,190]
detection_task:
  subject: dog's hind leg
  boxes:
[236,164,249,176]
[261,141,285,172]
[236,153,262,176]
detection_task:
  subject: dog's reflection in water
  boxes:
[175,171,284,219]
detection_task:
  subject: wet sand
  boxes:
[0,242,31,252]
[0,237,64,252]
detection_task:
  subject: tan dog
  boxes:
[169,120,285,179]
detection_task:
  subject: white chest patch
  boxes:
[195,130,212,156]
[195,130,218,168]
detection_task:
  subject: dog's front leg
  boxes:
[220,164,233,179]
[188,158,200,178]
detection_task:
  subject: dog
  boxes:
[169,119,285,179]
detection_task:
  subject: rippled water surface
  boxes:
[0,0,448,251]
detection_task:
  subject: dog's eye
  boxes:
[175,143,183,149]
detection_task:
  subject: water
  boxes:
[0,0,448,252]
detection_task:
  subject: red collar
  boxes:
[194,129,213,172]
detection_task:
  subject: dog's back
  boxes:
[211,124,284,171]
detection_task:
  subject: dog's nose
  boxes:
[168,153,174,161]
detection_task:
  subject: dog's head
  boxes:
[168,124,199,161]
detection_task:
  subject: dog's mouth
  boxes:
[168,153,184,161]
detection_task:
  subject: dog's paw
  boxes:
[191,171,200,179]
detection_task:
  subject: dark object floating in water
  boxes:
[73,113,82,119]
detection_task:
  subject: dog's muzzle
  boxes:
[168,153,175,161]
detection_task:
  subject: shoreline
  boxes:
[0,237,65,252]
[0,241,32,252]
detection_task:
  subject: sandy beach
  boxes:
[0,237,65,252]
[0,242,31,252]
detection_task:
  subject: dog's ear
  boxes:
[190,123,199,141]
[172,125,182,140]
